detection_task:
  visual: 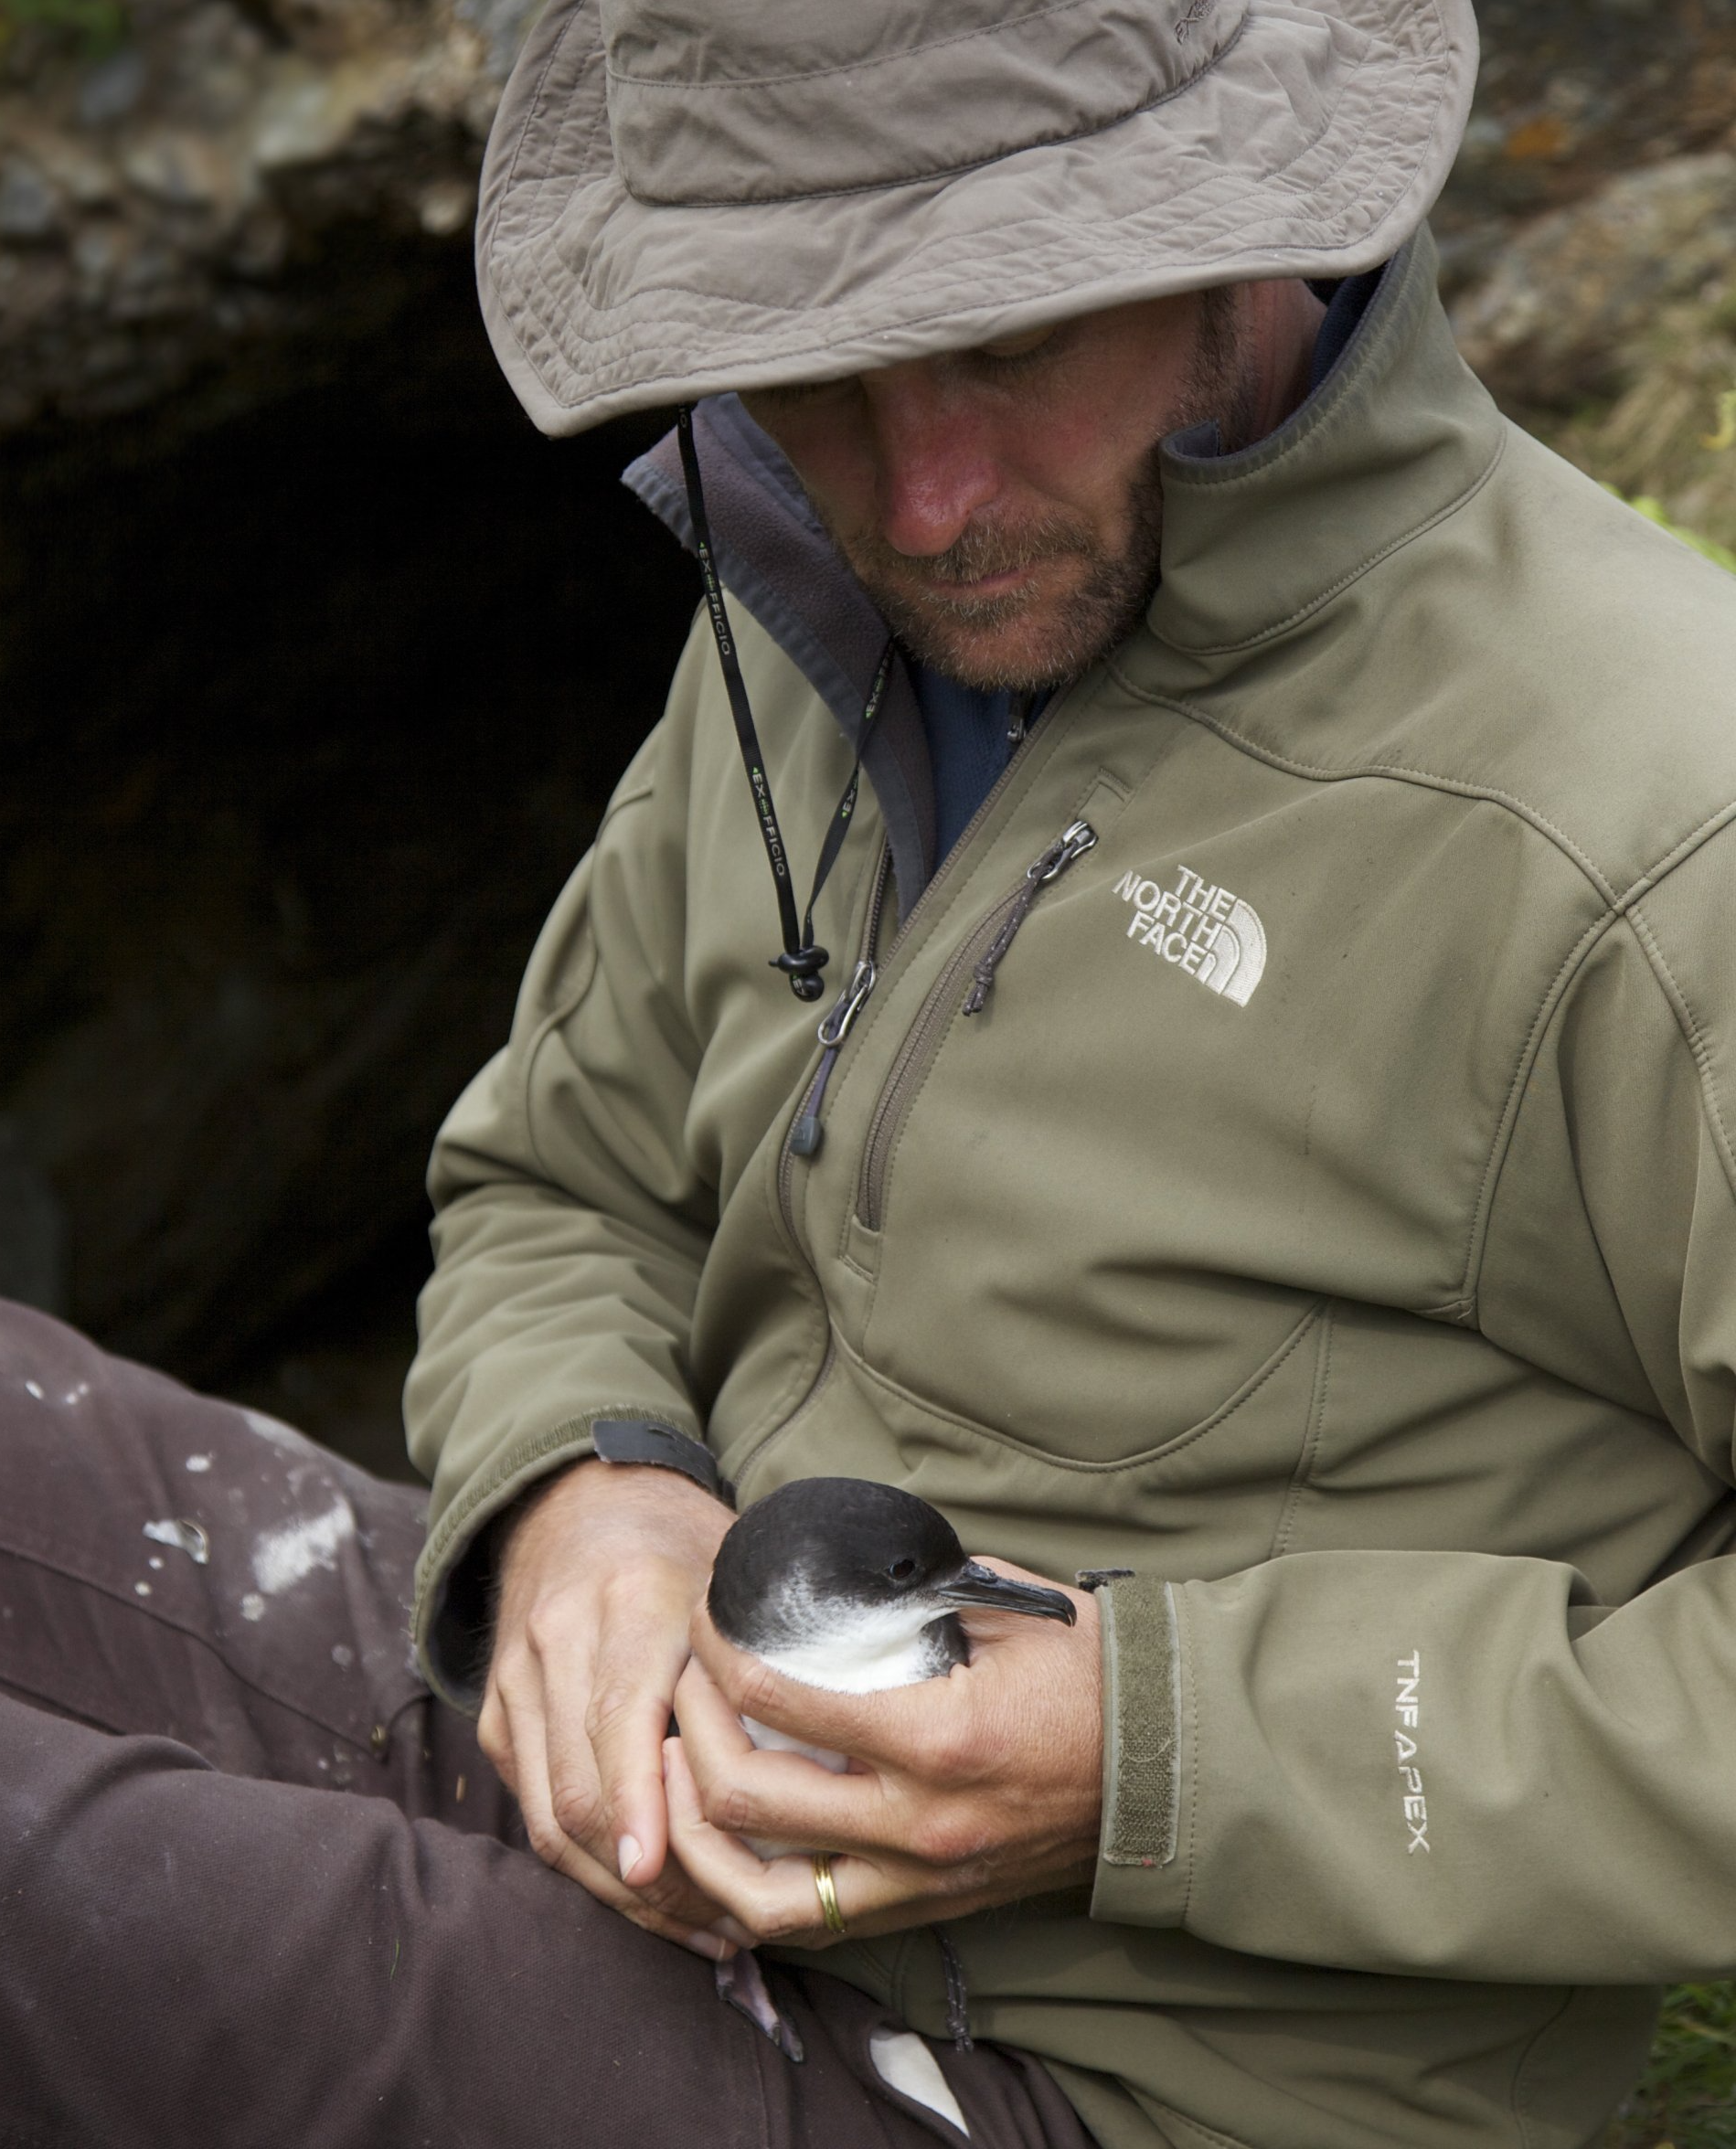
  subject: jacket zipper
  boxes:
[750,704,1080,1490]
[854,817,1097,1233]
[776,686,1079,1186]
[790,954,879,1156]
[961,816,1097,1015]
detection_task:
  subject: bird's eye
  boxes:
[886,1558,917,1584]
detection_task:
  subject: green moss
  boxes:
[0,0,129,59]
[1533,357,1736,555]
[1606,486,1736,576]
[1610,1985,1736,2148]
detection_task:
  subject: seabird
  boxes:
[708,1476,1076,1700]
[702,1476,1075,2121]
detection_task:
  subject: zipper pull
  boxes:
[1031,818,1097,885]
[962,819,1097,1016]
[790,958,878,1156]
[816,956,878,1049]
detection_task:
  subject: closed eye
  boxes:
[964,323,1067,379]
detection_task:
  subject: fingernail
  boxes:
[711,1917,755,1949]
[617,1835,644,1884]
[682,1930,733,1962]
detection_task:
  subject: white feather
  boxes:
[737,1575,954,1856]
[748,1572,953,1693]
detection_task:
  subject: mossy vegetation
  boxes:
[0,0,128,60]
[1611,1985,1736,2149]
[1599,386,1736,573]
[1616,491,1736,576]
[1542,328,1736,557]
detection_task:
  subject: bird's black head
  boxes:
[708,1479,958,1644]
[708,1478,1075,1672]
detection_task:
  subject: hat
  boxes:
[477,0,1477,438]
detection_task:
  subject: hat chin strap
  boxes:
[676,405,892,1005]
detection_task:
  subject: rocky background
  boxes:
[0,0,700,1470]
[3,0,1735,1488]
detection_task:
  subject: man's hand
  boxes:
[663,1563,1102,1947]
[479,1458,741,1958]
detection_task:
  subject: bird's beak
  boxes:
[938,1560,1077,1625]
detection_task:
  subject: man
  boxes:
[6,2,1736,2145]
[415,0,1736,2137]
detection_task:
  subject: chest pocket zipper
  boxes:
[854,819,1096,1233]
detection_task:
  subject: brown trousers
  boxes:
[0,1302,1094,2148]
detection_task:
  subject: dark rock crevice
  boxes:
[2,233,695,1401]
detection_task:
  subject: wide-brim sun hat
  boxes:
[478,0,1478,438]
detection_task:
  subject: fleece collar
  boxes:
[625,397,939,911]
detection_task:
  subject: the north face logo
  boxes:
[1113,865,1266,1006]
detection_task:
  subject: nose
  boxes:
[861,367,1002,559]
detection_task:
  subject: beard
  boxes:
[825,287,1263,692]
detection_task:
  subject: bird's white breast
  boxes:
[749,1577,952,1694]
[736,1583,953,1856]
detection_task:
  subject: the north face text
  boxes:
[1113,865,1267,1005]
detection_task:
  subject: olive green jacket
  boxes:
[407,234,1736,2149]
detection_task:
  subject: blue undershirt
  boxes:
[909,674,1032,862]
[911,268,1381,863]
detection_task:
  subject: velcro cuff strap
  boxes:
[591,1418,732,1505]
[1100,1574,1181,1868]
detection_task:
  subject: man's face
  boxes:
[740,287,1264,692]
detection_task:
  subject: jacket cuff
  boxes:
[591,1417,733,1502]
[1089,1572,1193,1927]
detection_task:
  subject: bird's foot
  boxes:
[715,1949,804,2062]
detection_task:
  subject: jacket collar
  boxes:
[1134,227,1505,667]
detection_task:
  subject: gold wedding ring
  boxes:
[812,1852,847,1936]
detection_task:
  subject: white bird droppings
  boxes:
[185,1454,213,1474]
[331,1644,354,1669]
[251,1498,356,1597]
[241,1408,310,1453]
[144,1517,210,1566]
[148,1556,164,1571]
[240,1592,266,1622]
[133,1580,152,1597]
[24,1381,43,1400]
